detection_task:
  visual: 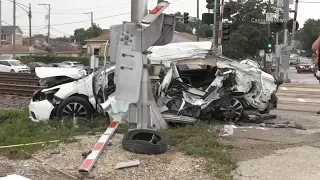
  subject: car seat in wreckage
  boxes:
[79,0,174,173]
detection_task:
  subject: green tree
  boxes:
[222,0,270,59]
[295,19,320,53]
[72,23,103,45]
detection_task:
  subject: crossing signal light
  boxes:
[183,12,189,24]
[202,13,214,25]
[287,19,299,33]
[222,23,231,41]
[224,6,231,19]
[206,0,214,9]
[271,22,283,32]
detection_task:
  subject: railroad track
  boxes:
[0,83,45,97]
[0,73,42,97]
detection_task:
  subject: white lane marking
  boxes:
[297,98,306,102]
[280,87,288,90]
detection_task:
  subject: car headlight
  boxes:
[300,66,303,68]
[42,88,60,104]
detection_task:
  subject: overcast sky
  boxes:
[1,0,319,38]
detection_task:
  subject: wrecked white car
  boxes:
[155,57,282,124]
[29,41,282,124]
[29,66,116,121]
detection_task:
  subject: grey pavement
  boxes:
[231,69,320,180]
[233,146,320,180]
[288,66,319,84]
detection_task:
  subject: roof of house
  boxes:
[1,26,22,34]
[53,44,81,53]
[85,34,110,42]
[0,45,46,54]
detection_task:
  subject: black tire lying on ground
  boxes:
[122,129,168,155]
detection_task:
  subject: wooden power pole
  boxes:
[13,0,16,58]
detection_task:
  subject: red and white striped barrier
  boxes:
[78,121,119,173]
[217,0,225,46]
[217,0,225,55]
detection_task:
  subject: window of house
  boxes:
[94,48,99,55]
[1,34,6,41]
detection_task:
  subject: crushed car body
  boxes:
[28,41,282,124]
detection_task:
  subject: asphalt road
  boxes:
[230,81,320,179]
[288,66,319,84]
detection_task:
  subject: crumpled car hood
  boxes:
[217,59,277,110]
[35,67,87,79]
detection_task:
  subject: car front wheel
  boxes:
[56,96,94,126]
[10,69,15,73]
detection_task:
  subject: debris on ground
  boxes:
[0,134,214,180]
[0,174,31,180]
[114,160,140,170]
[262,121,306,130]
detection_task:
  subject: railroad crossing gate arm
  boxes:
[141,1,170,26]
[78,121,119,173]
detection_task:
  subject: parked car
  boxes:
[46,63,72,68]
[61,61,84,67]
[295,58,314,73]
[0,59,30,73]
[27,62,46,73]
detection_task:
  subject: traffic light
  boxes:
[224,6,231,19]
[202,13,214,25]
[206,0,214,9]
[267,37,273,53]
[183,12,189,24]
[287,19,299,33]
[222,23,231,41]
[271,22,283,32]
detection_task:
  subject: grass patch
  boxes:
[163,123,237,180]
[0,108,109,159]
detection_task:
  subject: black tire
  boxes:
[122,129,168,155]
[56,96,93,120]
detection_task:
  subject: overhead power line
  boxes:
[20,12,131,27]
[18,0,181,28]
[299,1,320,3]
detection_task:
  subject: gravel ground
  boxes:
[0,134,216,180]
[0,95,30,108]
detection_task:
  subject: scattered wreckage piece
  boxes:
[79,121,119,173]
[262,121,306,130]
[122,129,168,155]
[114,160,140,170]
[0,174,31,180]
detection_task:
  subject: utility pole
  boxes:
[196,0,199,41]
[275,0,280,45]
[0,0,2,47]
[84,12,94,35]
[266,0,271,68]
[38,4,50,46]
[283,0,290,82]
[212,0,218,53]
[13,0,16,58]
[29,3,31,49]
